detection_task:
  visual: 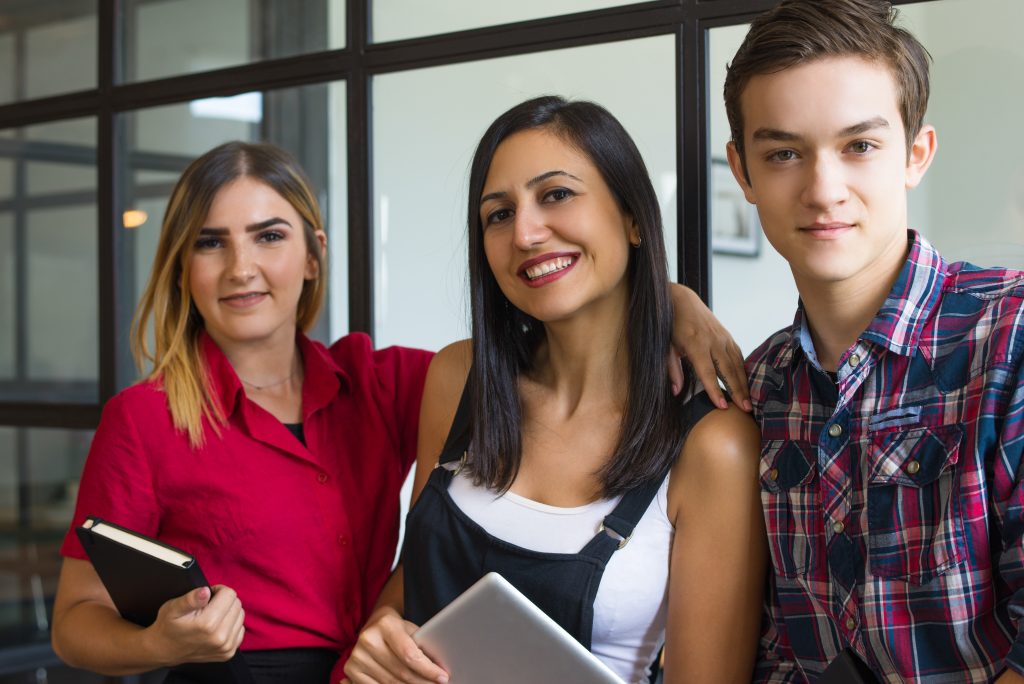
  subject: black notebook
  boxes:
[76,516,253,684]
[820,647,879,684]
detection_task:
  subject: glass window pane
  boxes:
[26,161,96,195]
[123,0,346,83]
[374,0,647,43]
[121,82,347,383]
[0,427,92,650]
[707,0,1024,358]
[0,1,97,105]
[0,118,97,402]
[0,215,13,380]
[27,205,98,387]
[372,36,676,351]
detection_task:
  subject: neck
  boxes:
[531,291,631,413]
[208,327,302,390]
[796,237,909,371]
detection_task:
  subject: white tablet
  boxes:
[412,572,625,684]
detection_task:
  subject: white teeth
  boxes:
[525,256,574,280]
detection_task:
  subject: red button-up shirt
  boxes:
[61,331,432,666]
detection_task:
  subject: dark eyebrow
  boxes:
[480,170,583,204]
[198,217,292,235]
[751,117,891,144]
[839,116,890,137]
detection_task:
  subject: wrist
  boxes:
[138,623,180,669]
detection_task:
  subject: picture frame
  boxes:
[710,158,760,257]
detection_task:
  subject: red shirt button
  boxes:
[317,472,329,484]
[336,534,348,546]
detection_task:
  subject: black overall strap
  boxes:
[592,391,719,553]
[438,376,474,466]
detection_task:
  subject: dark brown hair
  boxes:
[724,0,931,171]
[465,96,695,496]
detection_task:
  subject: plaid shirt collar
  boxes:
[771,230,948,372]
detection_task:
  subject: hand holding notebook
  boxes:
[76,517,253,684]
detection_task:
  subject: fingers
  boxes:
[345,611,448,684]
[719,341,752,412]
[382,620,447,682]
[689,351,729,409]
[201,586,244,660]
[165,586,211,619]
[667,351,685,396]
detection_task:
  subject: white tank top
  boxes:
[447,470,673,684]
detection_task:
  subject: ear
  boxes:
[726,141,757,205]
[305,229,327,280]
[905,124,937,189]
[626,216,641,247]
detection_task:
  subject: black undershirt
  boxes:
[283,422,305,446]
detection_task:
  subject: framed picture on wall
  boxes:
[710,158,760,257]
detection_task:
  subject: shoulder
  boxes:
[745,324,798,371]
[100,380,169,424]
[945,260,1024,300]
[326,333,435,394]
[671,404,760,500]
[744,323,799,404]
[422,340,472,412]
[934,263,1024,365]
[327,332,434,370]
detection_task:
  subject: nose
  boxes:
[800,153,849,211]
[511,203,551,251]
[226,242,257,282]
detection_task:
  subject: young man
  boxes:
[725,1,1024,682]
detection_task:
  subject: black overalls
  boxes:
[403,382,716,667]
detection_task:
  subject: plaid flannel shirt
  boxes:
[749,231,1024,683]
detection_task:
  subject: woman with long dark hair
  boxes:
[344,97,765,684]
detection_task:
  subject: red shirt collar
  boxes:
[199,329,348,421]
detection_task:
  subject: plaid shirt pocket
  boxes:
[866,423,966,584]
[761,439,823,578]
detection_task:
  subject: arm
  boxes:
[50,392,244,674]
[343,341,472,684]
[663,406,765,683]
[669,284,751,412]
[52,559,244,675]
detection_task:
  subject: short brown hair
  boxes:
[724,0,931,165]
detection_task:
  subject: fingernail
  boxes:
[717,398,728,409]
[744,399,753,412]
[671,382,681,396]
[438,676,449,684]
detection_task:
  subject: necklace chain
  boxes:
[239,369,297,391]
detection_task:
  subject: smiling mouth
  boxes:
[221,292,268,304]
[522,256,577,281]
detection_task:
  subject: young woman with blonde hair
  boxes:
[51,141,433,683]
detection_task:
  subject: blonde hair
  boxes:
[131,141,327,448]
